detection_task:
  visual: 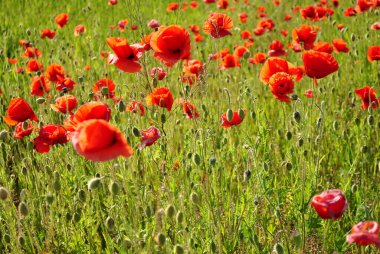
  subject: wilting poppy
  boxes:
[292,25,319,50]
[313,42,333,54]
[74,25,86,36]
[45,64,65,84]
[203,12,233,38]
[221,110,245,128]
[150,25,191,67]
[30,75,50,96]
[127,101,145,116]
[311,189,347,219]
[332,39,349,53]
[33,124,69,153]
[150,67,167,80]
[140,126,161,149]
[355,86,379,109]
[40,29,56,39]
[146,87,174,111]
[26,60,44,73]
[93,78,116,99]
[3,98,38,126]
[106,37,144,73]
[51,95,78,113]
[72,119,133,162]
[55,13,69,28]
[13,121,34,139]
[368,46,380,62]
[64,101,111,131]
[302,50,339,80]
[268,72,294,102]
[346,221,380,247]
[56,77,76,92]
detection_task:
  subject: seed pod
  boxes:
[293,111,301,123]
[155,233,166,246]
[273,243,284,254]
[36,98,46,104]
[0,187,9,200]
[109,181,120,195]
[132,127,140,137]
[0,130,8,140]
[210,241,217,253]
[193,153,201,165]
[19,202,28,216]
[46,193,54,204]
[105,216,115,230]
[78,189,86,202]
[174,244,184,254]
[226,109,233,122]
[165,204,176,218]
[190,192,199,204]
[238,109,245,119]
[160,113,166,124]
[176,211,184,224]
[87,177,101,190]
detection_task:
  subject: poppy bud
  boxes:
[155,233,166,246]
[36,98,46,104]
[286,131,292,140]
[316,117,323,128]
[303,150,308,156]
[19,236,25,246]
[210,241,217,252]
[351,34,356,41]
[193,153,201,165]
[101,86,109,96]
[297,139,304,147]
[293,111,301,123]
[132,127,140,137]
[209,157,216,166]
[123,237,132,249]
[190,192,199,204]
[238,109,245,119]
[53,179,61,191]
[160,113,166,124]
[19,202,28,216]
[243,170,251,182]
[152,77,158,87]
[109,181,120,195]
[273,243,284,254]
[165,204,176,218]
[78,189,86,202]
[367,115,374,126]
[73,211,81,223]
[174,244,184,254]
[176,211,184,224]
[117,100,126,112]
[361,145,368,153]
[243,51,250,59]
[87,177,101,190]
[4,233,10,243]
[355,117,360,126]
[65,212,72,221]
[286,162,292,170]
[22,121,29,130]
[290,94,298,101]
[0,187,9,200]
[0,130,8,141]
[26,28,31,36]
[105,216,115,230]
[145,206,152,218]
[333,121,339,131]
[226,109,233,122]
[46,193,54,204]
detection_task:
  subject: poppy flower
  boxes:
[22,47,41,58]
[19,39,31,48]
[30,75,50,96]
[234,46,249,59]
[221,110,245,128]
[127,101,145,116]
[74,25,86,36]
[268,40,286,57]
[217,0,228,9]
[250,52,266,64]
[140,126,161,149]
[304,89,313,98]
[344,7,357,17]
[346,221,380,247]
[8,58,18,64]
[108,0,117,5]
[311,189,347,219]
[150,25,191,67]
[146,87,174,111]
[150,67,167,80]
[281,29,288,37]
[259,57,294,84]
[203,12,233,39]
[313,42,333,54]
[183,59,205,77]
[166,2,179,12]
[72,119,133,162]
[219,54,240,70]
[13,121,34,139]
[190,1,198,8]
[64,101,111,132]
[148,19,160,29]
[332,39,349,53]
[40,29,56,39]
[302,50,339,80]
[106,37,144,73]
[3,98,38,126]
[292,25,319,50]
[368,46,380,62]
[241,30,251,40]
[117,19,128,31]
[284,14,292,21]
[93,78,116,99]
[268,72,294,102]
[239,13,248,23]
[181,2,188,10]
[355,86,379,109]
[253,27,265,36]
[45,64,65,84]
[56,77,76,92]
[26,60,44,73]
[355,0,374,13]
[337,24,344,30]
[371,22,380,30]
[130,25,138,31]
[257,18,275,32]
[55,13,69,28]
[51,95,78,113]
[179,99,199,119]
[15,67,24,73]
[33,124,69,153]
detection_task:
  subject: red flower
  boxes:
[93,78,116,99]
[33,124,69,153]
[311,189,347,219]
[148,19,160,29]
[26,60,44,73]
[219,54,240,70]
[8,58,18,64]
[332,38,349,53]
[45,64,65,84]
[250,52,266,64]
[239,13,248,23]
[221,110,245,128]
[166,2,179,12]
[40,29,56,39]
[30,75,50,96]
[302,50,339,80]
[51,95,78,113]
[150,67,167,80]
[346,221,380,248]
[127,101,145,116]
[55,13,69,28]
[268,40,286,57]
[304,89,313,98]
[3,98,38,126]
[203,12,233,38]
[182,100,199,119]
[183,59,205,77]
[354,86,379,109]
[259,57,295,84]
[74,25,86,36]
[368,46,380,62]
[371,22,380,30]
[13,121,34,139]
[313,42,333,54]
[56,77,76,92]
[140,126,161,149]
[146,87,174,111]
[292,25,319,50]
[268,72,294,102]
[22,47,41,58]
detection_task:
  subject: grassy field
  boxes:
[0,0,379,253]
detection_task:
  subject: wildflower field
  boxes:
[1,0,380,253]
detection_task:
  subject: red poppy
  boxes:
[108,0,117,5]
[368,46,380,62]
[332,39,349,53]
[93,78,116,99]
[268,72,294,102]
[250,52,266,64]
[64,101,111,132]
[190,1,198,8]
[313,42,333,54]
[281,29,288,37]
[13,121,34,139]
[166,2,179,12]
[292,25,319,50]
[183,59,204,77]
[51,95,78,113]
[45,64,65,84]
[304,89,313,98]
[302,50,339,80]
[217,0,228,9]
[181,100,199,119]
[219,54,240,70]
[150,25,191,67]
[30,75,50,96]
[311,189,347,219]
[346,221,380,247]
[239,13,248,23]
[355,86,379,109]
[117,19,128,31]
[221,110,245,128]
[130,25,138,31]
[355,0,375,13]
[234,46,249,59]
[3,98,38,126]
[203,12,233,39]
[300,6,334,21]
[337,24,344,30]
[56,77,76,92]
[55,13,69,28]
[268,40,286,57]
[22,47,41,58]
[146,87,174,111]
[371,22,380,30]
[140,126,161,149]
[72,119,133,162]
[15,67,24,73]
[8,58,18,64]
[241,30,251,40]
[26,60,44,73]
[74,25,86,36]
[19,39,31,48]
[253,27,265,36]
[257,18,275,31]
[33,124,69,153]
[181,2,188,10]
[259,57,294,84]
[127,101,145,116]
[40,29,56,39]
[148,19,160,29]
[284,14,292,21]
[344,7,357,17]
[150,67,167,80]
[106,37,144,73]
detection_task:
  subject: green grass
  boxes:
[0,0,379,253]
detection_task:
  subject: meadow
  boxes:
[0,0,380,253]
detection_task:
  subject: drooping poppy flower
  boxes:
[221,110,245,128]
[166,2,179,12]
[72,119,133,162]
[93,78,116,99]
[33,124,69,153]
[346,221,380,248]
[150,67,167,80]
[302,50,339,80]
[148,19,160,29]
[203,12,233,39]
[146,87,174,111]
[126,101,145,116]
[106,37,144,73]
[259,57,293,84]
[74,25,86,36]
[26,59,44,73]
[140,126,161,149]
[45,64,65,84]
[355,86,379,109]
[3,98,38,126]
[7,58,18,64]
[219,54,240,70]
[368,46,380,62]
[311,189,347,219]
[55,13,69,28]
[268,72,294,102]
[22,47,41,58]
[13,121,34,139]
[268,40,286,57]
[313,42,333,54]
[56,77,76,92]
[64,101,111,132]
[292,25,319,50]
[332,39,349,53]
[51,95,78,113]
[30,75,50,96]
[40,29,56,39]
[150,25,191,67]
[250,52,266,64]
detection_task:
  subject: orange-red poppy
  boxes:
[355,86,379,109]
[15,67,24,73]
[118,19,128,31]
[55,13,69,28]
[74,25,86,36]
[221,110,245,128]
[268,72,294,102]
[183,59,204,77]
[72,119,133,162]
[33,124,69,153]
[7,58,18,64]
[239,13,248,23]
[146,87,174,111]
[148,19,160,29]
[190,1,198,8]
[250,52,266,64]
[22,47,41,58]
[304,89,313,98]
[268,40,286,57]
[332,39,349,53]
[292,25,319,50]
[140,126,161,149]
[346,221,380,247]
[150,25,191,67]
[313,42,333,54]
[19,39,31,48]
[302,51,339,80]
[234,46,249,59]
[368,46,380,62]
[64,101,111,132]
[40,29,56,39]
[337,24,345,30]
[127,101,145,116]
[93,78,116,99]
[45,64,65,84]
[51,95,78,113]
[3,98,38,126]
[260,57,294,84]
[371,22,380,30]
[257,18,275,31]
[56,77,76,92]
[219,54,240,69]
[166,2,179,12]
[203,12,233,38]
[217,0,229,9]
[26,59,44,73]
[30,75,50,96]
[13,121,34,139]
[241,30,251,40]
